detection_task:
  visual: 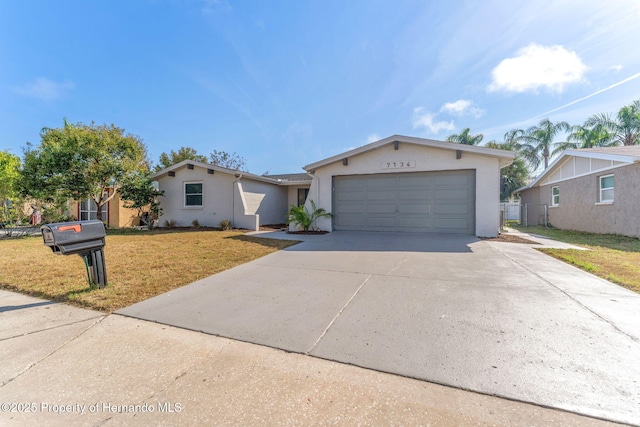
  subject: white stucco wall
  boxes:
[233,182,259,230]
[156,166,236,227]
[239,179,289,225]
[308,143,502,237]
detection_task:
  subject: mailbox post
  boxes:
[41,220,108,288]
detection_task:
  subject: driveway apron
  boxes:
[117,231,640,425]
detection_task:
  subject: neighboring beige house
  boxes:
[69,189,149,228]
[515,146,640,238]
[153,135,515,237]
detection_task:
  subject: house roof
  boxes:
[515,145,640,193]
[263,173,312,182]
[151,160,281,184]
[572,146,640,157]
[303,134,516,172]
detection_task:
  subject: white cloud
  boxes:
[14,78,75,101]
[412,107,455,134]
[440,99,485,118]
[366,133,381,144]
[488,43,587,93]
[608,64,623,72]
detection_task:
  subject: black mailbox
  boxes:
[41,220,106,255]
[41,220,108,288]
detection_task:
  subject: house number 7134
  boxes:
[381,160,416,169]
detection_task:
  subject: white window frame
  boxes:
[551,186,559,207]
[599,174,614,203]
[80,197,108,221]
[184,181,203,207]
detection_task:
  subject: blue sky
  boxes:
[1,0,639,174]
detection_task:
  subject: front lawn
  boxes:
[0,230,298,312]
[513,226,640,293]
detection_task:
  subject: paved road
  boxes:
[118,231,640,425]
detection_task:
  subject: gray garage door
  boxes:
[333,170,475,234]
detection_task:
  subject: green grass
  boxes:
[514,225,640,293]
[0,230,299,312]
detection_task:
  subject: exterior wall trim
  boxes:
[542,162,632,186]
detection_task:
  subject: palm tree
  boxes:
[518,118,570,170]
[446,128,483,145]
[502,128,524,150]
[586,99,640,146]
[554,122,615,151]
[485,131,530,201]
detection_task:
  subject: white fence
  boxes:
[500,202,521,221]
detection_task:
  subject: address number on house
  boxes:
[381,161,416,169]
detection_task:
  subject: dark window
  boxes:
[185,182,203,206]
[297,188,309,206]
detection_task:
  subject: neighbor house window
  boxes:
[80,198,108,221]
[551,186,559,206]
[599,174,614,203]
[184,182,203,207]
[297,188,309,206]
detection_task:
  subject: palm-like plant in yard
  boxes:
[518,118,570,170]
[287,199,331,232]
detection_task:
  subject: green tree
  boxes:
[209,150,247,171]
[485,132,530,201]
[118,170,164,225]
[0,150,21,222]
[18,120,149,222]
[518,118,570,170]
[555,121,615,151]
[155,146,208,171]
[586,99,640,146]
[445,128,483,145]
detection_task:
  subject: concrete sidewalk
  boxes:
[0,290,615,426]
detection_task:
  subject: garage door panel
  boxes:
[398,190,430,201]
[337,177,366,188]
[433,217,471,231]
[433,188,469,200]
[366,204,397,214]
[398,216,431,228]
[367,176,396,188]
[333,170,474,234]
[336,204,366,214]
[336,214,366,227]
[432,203,469,215]
[336,191,366,202]
[433,173,471,186]
[397,175,431,186]
[367,190,396,201]
[397,203,430,214]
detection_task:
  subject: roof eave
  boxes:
[151,160,280,184]
[565,149,640,163]
[304,134,515,171]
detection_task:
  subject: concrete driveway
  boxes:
[118,231,640,425]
